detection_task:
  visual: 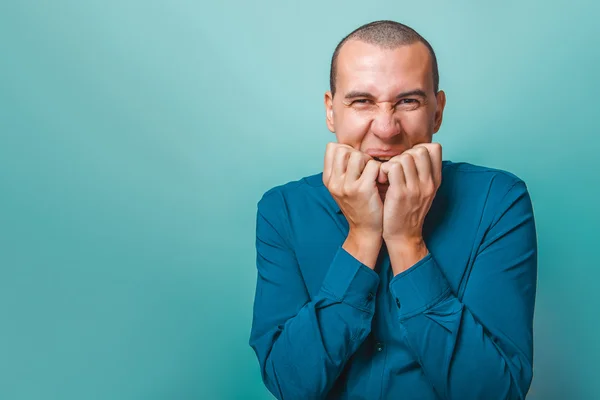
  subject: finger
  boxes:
[410,145,433,183]
[345,150,368,184]
[380,159,405,185]
[357,159,381,186]
[399,153,419,191]
[428,143,443,187]
[387,162,406,188]
[323,142,337,185]
[416,143,442,187]
[332,147,351,183]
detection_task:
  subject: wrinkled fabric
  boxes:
[249,161,537,400]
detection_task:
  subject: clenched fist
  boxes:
[322,142,384,237]
[379,143,442,243]
[379,143,442,274]
[323,142,384,269]
[323,142,442,270]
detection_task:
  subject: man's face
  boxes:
[324,39,446,161]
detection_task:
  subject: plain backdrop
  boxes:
[1,1,599,399]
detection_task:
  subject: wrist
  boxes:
[343,230,383,270]
[385,236,429,275]
[384,235,425,248]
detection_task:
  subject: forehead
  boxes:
[336,40,433,93]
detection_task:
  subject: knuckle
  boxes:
[424,182,435,196]
[326,142,336,154]
[416,146,429,156]
[330,182,342,195]
[391,162,403,171]
[399,153,413,162]
[341,182,356,197]
[349,150,362,161]
[370,161,380,171]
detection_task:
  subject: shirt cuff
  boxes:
[319,245,380,313]
[388,252,451,321]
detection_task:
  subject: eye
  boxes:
[398,98,417,104]
[352,99,372,105]
[395,98,420,109]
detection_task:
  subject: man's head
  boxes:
[325,20,446,157]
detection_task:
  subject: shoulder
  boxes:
[441,160,532,219]
[443,160,527,193]
[256,172,322,215]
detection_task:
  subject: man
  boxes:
[249,20,537,400]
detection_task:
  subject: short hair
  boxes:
[329,20,439,97]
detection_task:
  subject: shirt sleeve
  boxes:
[249,192,380,400]
[388,180,537,400]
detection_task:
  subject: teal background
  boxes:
[1,1,598,399]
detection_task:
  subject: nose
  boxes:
[370,106,401,139]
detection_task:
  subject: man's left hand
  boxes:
[379,143,442,274]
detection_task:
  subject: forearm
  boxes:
[388,253,534,400]
[257,294,374,399]
[384,180,537,399]
[251,245,380,399]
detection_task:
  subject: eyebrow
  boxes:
[344,89,428,100]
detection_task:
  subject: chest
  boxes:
[292,197,484,302]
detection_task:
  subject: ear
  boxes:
[324,91,335,133]
[432,90,446,134]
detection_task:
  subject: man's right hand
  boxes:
[322,142,384,269]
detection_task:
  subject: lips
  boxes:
[365,149,403,162]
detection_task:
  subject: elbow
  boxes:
[250,339,331,400]
[514,360,534,400]
[259,356,332,400]
[500,355,533,400]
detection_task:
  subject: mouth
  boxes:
[372,156,393,162]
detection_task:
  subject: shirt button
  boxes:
[396,298,401,308]
[375,342,384,352]
[367,292,374,301]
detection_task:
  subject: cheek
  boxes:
[337,111,372,140]
[399,111,432,136]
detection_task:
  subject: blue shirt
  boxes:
[249,160,537,400]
